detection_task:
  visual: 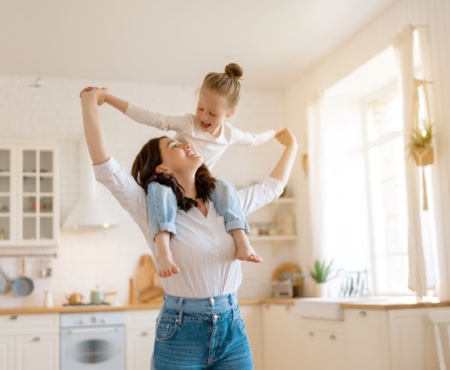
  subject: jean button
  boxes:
[213,314,218,321]
[210,298,215,305]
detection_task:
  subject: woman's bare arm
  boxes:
[269,128,298,187]
[80,87,110,165]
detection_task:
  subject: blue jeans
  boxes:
[151,293,253,370]
[146,179,249,239]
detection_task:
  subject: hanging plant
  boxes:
[408,123,435,166]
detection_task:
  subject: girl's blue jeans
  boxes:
[146,179,249,239]
[151,293,253,369]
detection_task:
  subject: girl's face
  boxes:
[157,137,203,176]
[195,89,236,137]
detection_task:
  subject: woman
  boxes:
[80,87,298,369]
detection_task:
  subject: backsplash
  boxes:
[0,73,296,307]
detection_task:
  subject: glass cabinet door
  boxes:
[21,149,55,242]
[0,149,12,242]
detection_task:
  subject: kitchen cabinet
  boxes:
[344,307,439,370]
[239,305,263,370]
[248,197,297,243]
[0,143,59,248]
[126,309,159,370]
[262,304,301,370]
[300,317,346,370]
[0,313,59,370]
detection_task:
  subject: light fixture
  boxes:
[62,139,117,229]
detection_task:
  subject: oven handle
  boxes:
[63,327,121,335]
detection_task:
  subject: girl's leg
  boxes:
[211,179,262,263]
[147,182,180,276]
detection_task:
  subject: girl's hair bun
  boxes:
[225,63,243,80]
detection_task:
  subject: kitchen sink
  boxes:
[293,296,389,320]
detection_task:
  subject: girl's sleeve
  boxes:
[229,125,276,146]
[125,103,193,132]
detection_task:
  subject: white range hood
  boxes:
[62,139,116,229]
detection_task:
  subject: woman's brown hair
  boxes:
[201,63,243,109]
[131,136,216,211]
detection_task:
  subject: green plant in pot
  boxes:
[408,123,435,166]
[297,259,334,297]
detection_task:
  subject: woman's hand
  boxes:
[275,128,298,149]
[79,87,109,105]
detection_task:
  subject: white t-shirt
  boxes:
[126,104,276,169]
[94,156,283,298]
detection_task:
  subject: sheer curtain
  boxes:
[393,25,436,298]
[307,93,326,262]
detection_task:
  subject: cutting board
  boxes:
[136,255,164,303]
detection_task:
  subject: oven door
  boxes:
[60,326,125,370]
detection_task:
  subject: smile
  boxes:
[200,121,211,129]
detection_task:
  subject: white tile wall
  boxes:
[0,74,297,307]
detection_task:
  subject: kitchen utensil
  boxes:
[65,292,84,305]
[0,266,12,294]
[43,291,53,307]
[12,258,34,297]
[90,286,117,304]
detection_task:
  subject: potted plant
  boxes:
[408,123,435,166]
[296,259,334,297]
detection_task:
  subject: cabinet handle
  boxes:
[359,311,367,317]
[10,315,19,321]
[308,331,314,337]
[329,334,336,341]
[32,337,41,342]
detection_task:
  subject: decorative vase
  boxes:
[413,147,434,166]
[313,282,328,298]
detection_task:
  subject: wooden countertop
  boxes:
[0,298,294,315]
[4,297,448,315]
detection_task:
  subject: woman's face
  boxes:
[158,137,203,176]
[195,89,235,137]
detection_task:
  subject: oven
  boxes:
[60,311,126,370]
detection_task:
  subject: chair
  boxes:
[428,310,450,370]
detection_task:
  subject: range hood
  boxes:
[62,139,116,229]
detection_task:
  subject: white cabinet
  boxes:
[262,304,301,370]
[0,313,59,370]
[239,305,263,370]
[344,307,440,370]
[126,309,159,370]
[301,318,346,370]
[0,143,59,248]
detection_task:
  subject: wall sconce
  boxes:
[301,153,308,177]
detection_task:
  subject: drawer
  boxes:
[126,310,159,329]
[0,314,59,334]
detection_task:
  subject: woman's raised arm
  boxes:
[269,128,298,187]
[80,87,111,165]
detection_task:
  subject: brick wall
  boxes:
[0,74,295,307]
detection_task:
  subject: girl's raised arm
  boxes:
[80,87,111,165]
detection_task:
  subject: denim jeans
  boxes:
[151,293,253,370]
[146,179,249,240]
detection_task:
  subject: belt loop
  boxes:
[176,297,184,324]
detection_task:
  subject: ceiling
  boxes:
[0,0,397,90]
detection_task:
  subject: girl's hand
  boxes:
[275,128,297,148]
[79,87,109,105]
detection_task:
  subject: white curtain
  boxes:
[393,25,436,297]
[307,93,326,262]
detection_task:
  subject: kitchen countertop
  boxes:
[3,297,448,315]
[0,297,293,315]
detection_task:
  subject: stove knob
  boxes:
[90,316,97,323]
[100,317,107,324]
[78,319,86,325]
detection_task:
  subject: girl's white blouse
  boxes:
[94,156,283,298]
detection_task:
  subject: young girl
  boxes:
[103,63,280,277]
